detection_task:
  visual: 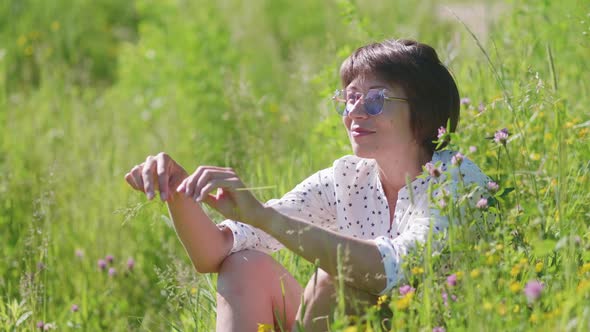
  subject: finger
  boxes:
[176,178,187,193]
[124,167,139,190]
[156,153,169,201]
[194,169,235,202]
[196,177,242,202]
[142,156,157,200]
[185,166,233,197]
[131,165,145,192]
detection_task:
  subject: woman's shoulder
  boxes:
[332,154,376,170]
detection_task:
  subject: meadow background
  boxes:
[1,0,589,330]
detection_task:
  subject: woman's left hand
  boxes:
[175,166,265,225]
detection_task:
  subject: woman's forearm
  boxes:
[166,191,233,273]
[257,207,386,294]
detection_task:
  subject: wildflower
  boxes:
[441,292,457,306]
[433,327,446,332]
[470,269,481,279]
[127,258,135,271]
[437,126,447,139]
[425,162,442,178]
[513,305,520,313]
[75,249,84,258]
[105,255,114,264]
[523,280,544,302]
[460,97,471,106]
[451,153,464,166]
[511,265,521,277]
[447,274,457,287]
[399,285,415,296]
[469,146,477,153]
[108,267,117,277]
[529,313,539,324]
[483,301,493,311]
[43,323,56,331]
[487,181,499,193]
[580,263,590,274]
[376,295,388,308]
[455,271,464,280]
[535,262,544,273]
[438,199,447,209]
[478,102,486,113]
[37,321,44,329]
[97,259,107,271]
[494,128,509,145]
[510,282,521,293]
[257,323,274,332]
[497,303,507,316]
[411,267,424,275]
[476,198,488,210]
[395,292,414,310]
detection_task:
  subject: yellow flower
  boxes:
[377,295,388,306]
[519,258,528,265]
[411,267,424,275]
[191,287,197,295]
[257,323,274,332]
[455,271,464,280]
[483,301,493,311]
[470,269,481,279]
[495,244,504,251]
[343,327,358,332]
[513,305,520,313]
[510,265,521,277]
[581,263,590,274]
[577,279,590,292]
[529,313,539,324]
[535,262,544,273]
[497,304,507,316]
[17,35,27,47]
[486,254,498,265]
[395,292,414,310]
[544,132,553,140]
[510,281,521,293]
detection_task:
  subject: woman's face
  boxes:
[342,74,416,160]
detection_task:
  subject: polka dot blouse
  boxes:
[218,150,492,295]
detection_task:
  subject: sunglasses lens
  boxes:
[332,90,347,115]
[364,90,384,115]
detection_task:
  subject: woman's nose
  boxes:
[346,99,369,119]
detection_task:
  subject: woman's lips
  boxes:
[351,127,376,137]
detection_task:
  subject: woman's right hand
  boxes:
[124,152,188,202]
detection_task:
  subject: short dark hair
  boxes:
[339,39,460,154]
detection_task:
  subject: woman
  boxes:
[124,39,491,331]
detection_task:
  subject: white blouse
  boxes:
[218,150,492,295]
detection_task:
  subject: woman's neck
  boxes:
[376,145,432,199]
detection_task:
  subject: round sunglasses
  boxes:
[332,88,408,116]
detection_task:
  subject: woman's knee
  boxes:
[217,250,276,291]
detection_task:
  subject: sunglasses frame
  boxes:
[332,88,409,116]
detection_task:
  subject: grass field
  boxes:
[1,0,589,330]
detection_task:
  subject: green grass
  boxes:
[1,0,589,330]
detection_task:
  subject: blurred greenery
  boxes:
[1,0,589,330]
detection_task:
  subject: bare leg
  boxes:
[294,269,378,332]
[216,250,302,332]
